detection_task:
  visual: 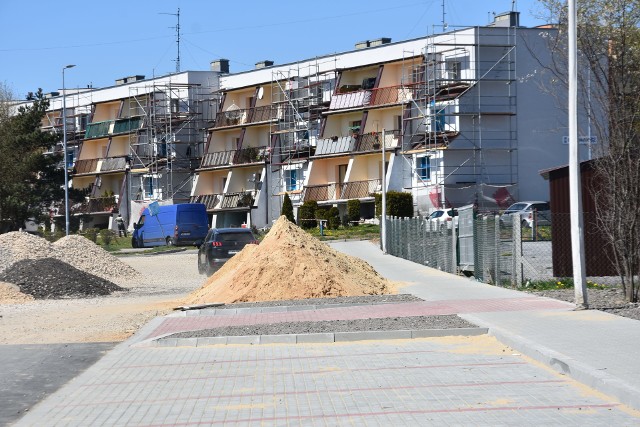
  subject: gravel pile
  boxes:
[53,235,140,283]
[0,258,124,299]
[0,232,52,274]
[0,232,140,299]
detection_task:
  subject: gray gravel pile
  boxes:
[531,288,640,321]
[0,232,140,286]
[53,235,140,283]
[170,315,477,339]
[0,258,125,299]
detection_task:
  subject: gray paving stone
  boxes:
[226,335,260,345]
[196,336,227,346]
[411,327,489,338]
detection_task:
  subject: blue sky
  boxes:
[0,0,548,99]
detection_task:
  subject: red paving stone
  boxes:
[146,297,571,339]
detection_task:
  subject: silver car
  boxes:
[500,201,551,228]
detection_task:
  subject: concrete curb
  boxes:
[134,327,488,348]
[174,301,420,316]
[462,313,640,411]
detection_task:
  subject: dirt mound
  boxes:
[0,258,125,299]
[0,281,34,304]
[184,216,393,304]
[54,235,140,282]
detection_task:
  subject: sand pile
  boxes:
[184,216,393,304]
[0,281,34,303]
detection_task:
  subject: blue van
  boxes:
[132,203,209,248]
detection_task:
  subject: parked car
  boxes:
[132,203,209,248]
[197,227,258,275]
[500,201,551,228]
[428,208,458,229]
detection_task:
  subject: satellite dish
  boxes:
[225,102,241,120]
[257,87,264,100]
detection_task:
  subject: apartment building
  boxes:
[41,70,219,230]
[192,11,589,229]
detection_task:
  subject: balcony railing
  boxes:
[315,136,356,156]
[220,191,255,209]
[354,130,400,152]
[72,196,117,214]
[190,193,222,210]
[213,105,276,128]
[72,157,128,175]
[74,158,99,174]
[84,117,142,139]
[302,184,337,202]
[329,84,415,110]
[200,146,268,168]
[340,179,381,199]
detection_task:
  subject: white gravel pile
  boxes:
[0,232,53,274]
[53,235,141,283]
[0,231,141,284]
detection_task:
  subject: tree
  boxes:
[297,200,317,229]
[537,1,640,302]
[0,88,61,233]
[281,193,295,223]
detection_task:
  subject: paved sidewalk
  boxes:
[330,240,640,411]
[12,241,640,425]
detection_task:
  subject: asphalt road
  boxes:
[0,342,115,426]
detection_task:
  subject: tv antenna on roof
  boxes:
[160,8,181,73]
[441,0,448,30]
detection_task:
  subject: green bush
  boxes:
[298,200,318,229]
[374,191,414,218]
[83,228,99,243]
[327,207,341,229]
[346,199,361,226]
[281,193,295,223]
[42,229,65,243]
[99,229,116,246]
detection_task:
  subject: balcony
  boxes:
[72,157,128,175]
[200,146,268,168]
[72,196,117,214]
[301,179,380,202]
[315,136,356,156]
[84,117,142,139]
[191,193,222,210]
[220,191,255,209]
[329,84,415,111]
[213,105,276,128]
[314,131,399,157]
[354,130,400,152]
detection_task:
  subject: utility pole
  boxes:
[381,129,387,254]
[568,0,588,309]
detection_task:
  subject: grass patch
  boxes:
[520,277,610,290]
[305,224,380,241]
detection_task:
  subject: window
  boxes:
[448,60,461,81]
[284,169,297,191]
[417,156,431,180]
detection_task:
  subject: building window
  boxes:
[284,169,297,191]
[448,60,461,81]
[417,156,431,180]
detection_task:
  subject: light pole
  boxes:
[62,64,76,236]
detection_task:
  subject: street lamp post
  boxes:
[62,64,76,236]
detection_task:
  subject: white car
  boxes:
[500,201,551,228]
[428,208,458,229]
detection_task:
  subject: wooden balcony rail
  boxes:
[72,196,117,214]
[73,158,99,174]
[220,191,255,209]
[190,194,222,210]
[329,84,417,110]
[213,105,276,128]
[201,146,267,168]
[100,156,128,172]
[302,183,337,202]
[340,179,382,199]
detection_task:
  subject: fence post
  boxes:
[512,216,523,286]
[451,216,457,274]
[494,214,501,286]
